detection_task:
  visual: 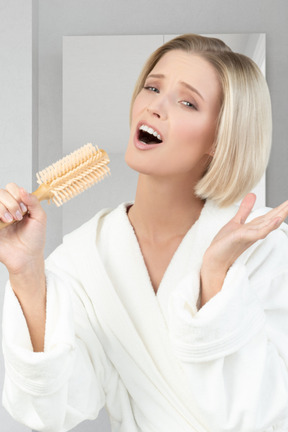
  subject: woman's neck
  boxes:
[128,174,205,243]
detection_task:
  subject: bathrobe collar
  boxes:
[65,199,238,431]
[103,200,238,324]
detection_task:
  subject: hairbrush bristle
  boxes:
[36,143,110,206]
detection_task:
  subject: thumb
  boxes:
[234,193,256,224]
[19,188,46,222]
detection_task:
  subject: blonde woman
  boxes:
[1,34,288,432]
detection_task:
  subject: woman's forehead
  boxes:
[151,50,213,76]
[149,50,222,104]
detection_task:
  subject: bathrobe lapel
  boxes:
[65,201,237,431]
[156,200,239,323]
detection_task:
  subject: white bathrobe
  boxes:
[2,200,288,432]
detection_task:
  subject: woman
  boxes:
[1,34,288,432]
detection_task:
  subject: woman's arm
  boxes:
[0,184,47,351]
[2,243,114,432]
[169,226,288,431]
[0,186,115,431]
[9,260,46,352]
[200,193,288,307]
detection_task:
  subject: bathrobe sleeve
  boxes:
[2,239,128,432]
[169,226,288,432]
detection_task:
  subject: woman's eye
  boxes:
[144,86,159,93]
[180,100,197,110]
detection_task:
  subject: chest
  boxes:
[138,236,185,294]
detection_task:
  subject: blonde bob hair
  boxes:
[130,34,272,207]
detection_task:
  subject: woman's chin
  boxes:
[124,156,153,176]
[124,147,150,174]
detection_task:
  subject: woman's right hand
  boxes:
[0,183,47,352]
[0,183,47,276]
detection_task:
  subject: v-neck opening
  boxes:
[124,200,209,298]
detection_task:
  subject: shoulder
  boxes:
[62,207,111,246]
[62,202,132,246]
[46,202,132,268]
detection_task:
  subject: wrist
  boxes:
[9,256,45,295]
[9,259,47,353]
[199,259,229,308]
[202,247,231,273]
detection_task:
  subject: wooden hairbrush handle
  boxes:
[0,144,110,231]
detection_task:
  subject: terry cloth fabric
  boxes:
[2,200,288,432]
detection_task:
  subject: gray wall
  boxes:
[0,0,35,431]
[37,0,288,256]
[1,0,288,431]
[61,33,266,237]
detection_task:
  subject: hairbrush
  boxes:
[0,143,110,230]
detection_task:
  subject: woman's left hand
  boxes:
[199,193,288,307]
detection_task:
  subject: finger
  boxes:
[6,182,29,214]
[19,188,46,223]
[0,187,25,222]
[262,206,288,227]
[265,200,288,218]
[234,193,256,224]
[248,200,288,227]
[270,202,288,220]
[243,216,284,244]
[0,201,14,223]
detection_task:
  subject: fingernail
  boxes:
[15,210,23,221]
[20,202,27,213]
[4,212,13,223]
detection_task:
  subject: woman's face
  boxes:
[125,50,222,182]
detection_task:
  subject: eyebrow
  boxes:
[146,73,205,101]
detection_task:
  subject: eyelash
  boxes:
[144,86,159,93]
[143,86,198,110]
[180,100,198,110]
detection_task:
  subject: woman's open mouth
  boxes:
[138,124,163,145]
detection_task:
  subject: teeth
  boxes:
[139,124,162,141]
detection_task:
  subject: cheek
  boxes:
[174,115,216,148]
[130,104,138,127]
[131,92,146,120]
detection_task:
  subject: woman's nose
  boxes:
[147,107,161,118]
[146,95,168,120]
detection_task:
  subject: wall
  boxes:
[1,1,288,431]
[37,0,288,256]
[0,0,36,431]
[61,33,266,236]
